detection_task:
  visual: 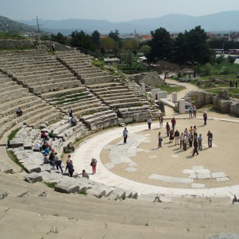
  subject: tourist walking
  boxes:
[180,133,184,149]
[66,160,74,177]
[189,132,193,147]
[159,115,164,128]
[174,130,180,145]
[158,132,163,148]
[203,111,208,125]
[91,157,97,174]
[147,116,152,130]
[171,117,176,131]
[123,127,128,144]
[198,134,203,151]
[55,153,63,173]
[193,125,198,137]
[192,136,199,156]
[166,122,170,137]
[183,135,188,151]
[207,130,213,148]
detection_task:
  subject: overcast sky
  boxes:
[1,0,239,22]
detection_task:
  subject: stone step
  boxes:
[110,101,143,108]
[83,75,114,85]
[60,98,100,111]
[47,93,92,106]
[41,87,86,99]
[31,80,80,94]
[1,193,239,236]
[29,111,63,128]
[0,89,30,104]
[87,82,122,89]
[76,105,110,117]
[27,77,78,87]
[0,95,37,112]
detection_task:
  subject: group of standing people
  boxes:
[157,114,213,157]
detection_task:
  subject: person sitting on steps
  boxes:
[16,107,22,117]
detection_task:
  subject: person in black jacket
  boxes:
[192,136,199,156]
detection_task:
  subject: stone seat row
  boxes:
[1,168,239,239]
[41,87,118,128]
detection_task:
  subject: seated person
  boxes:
[49,130,56,140]
[33,141,42,152]
[16,107,22,116]
[70,117,77,126]
[41,131,48,140]
[80,169,89,179]
[43,153,50,164]
[66,142,75,152]
[44,146,50,156]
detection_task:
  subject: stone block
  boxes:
[179,99,185,114]
[23,163,41,173]
[54,182,80,194]
[138,193,157,202]
[87,187,106,198]
[25,173,43,183]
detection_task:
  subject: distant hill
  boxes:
[0,16,37,35]
[18,11,239,34]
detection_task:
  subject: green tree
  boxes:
[100,37,116,55]
[185,26,212,65]
[70,31,94,51]
[172,33,188,65]
[108,30,120,42]
[51,32,67,45]
[216,55,224,65]
[228,56,236,64]
[140,45,151,55]
[92,30,100,49]
[148,27,172,62]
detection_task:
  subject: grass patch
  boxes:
[205,87,239,96]
[44,182,57,188]
[7,150,26,171]
[159,84,185,94]
[8,128,21,141]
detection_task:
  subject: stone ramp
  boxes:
[159,98,176,108]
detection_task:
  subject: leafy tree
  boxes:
[172,33,188,65]
[70,31,94,51]
[185,26,212,65]
[216,55,224,65]
[228,56,236,64]
[147,27,172,62]
[51,33,67,45]
[108,30,120,42]
[100,37,116,54]
[140,45,151,55]
[123,39,139,51]
[92,30,100,49]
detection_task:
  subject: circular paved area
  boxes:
[73,117,239,198]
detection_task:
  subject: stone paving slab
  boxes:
[73,123,239,199]
[149,174,194,184]
[211,172,226,178]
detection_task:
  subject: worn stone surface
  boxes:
[25,173,43,183]
[209,233,239,239]
[54,182,80,194]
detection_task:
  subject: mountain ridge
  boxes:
[4,11,239,35]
